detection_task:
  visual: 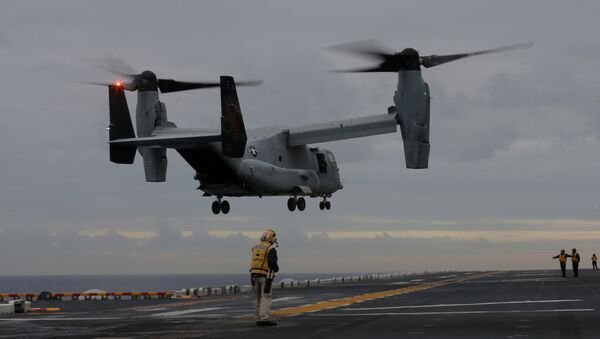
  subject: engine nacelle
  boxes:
[136,91,168,182]
[394,70,431,169]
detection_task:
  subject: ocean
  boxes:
[0,273,367,293]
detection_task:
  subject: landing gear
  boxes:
[287,197,297,211]
[221,200,230,214]
[319,197,331,211]
[297,197,306,211]
[212,201,221,214]
[211,197,230,215]
[287,196,306,212]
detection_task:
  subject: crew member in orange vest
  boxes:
[552,249,570,277]
[592,253,598,271]
[249,229,279,326]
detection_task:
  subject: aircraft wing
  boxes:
[286,114,398,147]
[109,127,220,149]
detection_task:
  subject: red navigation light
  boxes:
[115,81,122,87]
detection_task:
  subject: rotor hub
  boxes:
[136,70,158,91]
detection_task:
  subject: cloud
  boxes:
[2,1,600,275]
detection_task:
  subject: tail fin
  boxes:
[108,84,136,164]
[220,76,247,157]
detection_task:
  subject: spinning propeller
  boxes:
[329,40,534,72]
[80,58,262,92]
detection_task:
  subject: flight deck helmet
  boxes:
[260,229,277,244]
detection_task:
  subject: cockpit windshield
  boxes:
[326,152,337,167]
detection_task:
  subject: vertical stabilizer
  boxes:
[108,85,136,164]
[220,76,247,157]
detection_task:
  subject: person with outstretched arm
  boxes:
[552,249,570,277]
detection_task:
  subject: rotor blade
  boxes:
[420,42,534,68]
[235,80,264,87]
[331,66,389,73]
[74,80,137,91]
[158,79,263,93]
[327,39,393,60]
[157,79,220,93]
[79,57,137,79]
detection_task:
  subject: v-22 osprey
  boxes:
[102,41,531,214]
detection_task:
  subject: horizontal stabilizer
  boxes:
[109,133,221,149]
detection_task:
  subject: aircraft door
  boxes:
[316,153,328,174]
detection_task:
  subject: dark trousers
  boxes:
[593,261,598,271]
[573,262,579,277]
[560,263,566,277]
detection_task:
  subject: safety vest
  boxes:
[559,254,567,263]
[572,254,580,263]
[250,242,273,275]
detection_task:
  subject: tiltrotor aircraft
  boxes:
[99,41,531,214]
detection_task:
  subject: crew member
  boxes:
[571,248,581,277]
[592,253,598,271]
[249,229,279,326]
[552,249,570,277]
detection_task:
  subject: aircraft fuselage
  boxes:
[188,127,342,198]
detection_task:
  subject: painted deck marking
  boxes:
[272,296,302,303]
[342,299,582,311]
[152,307,226,317]
[272,272,498,317]
[313,309,594,316]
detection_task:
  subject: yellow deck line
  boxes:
[272,272,498,317]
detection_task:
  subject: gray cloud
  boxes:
[1,1,600,275]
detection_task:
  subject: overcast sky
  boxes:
[1,1,600,275]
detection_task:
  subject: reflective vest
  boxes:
[559,254,567,263]
[572,254,580,263]
[593,255,597,262]
[250,242,273,275]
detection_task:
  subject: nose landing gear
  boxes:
[319,197,331,211]
[212,197,230,215]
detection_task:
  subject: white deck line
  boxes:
[152,307,226,317]
[342,299,582,311]
[272,296,303,302]
[315,309,594,316]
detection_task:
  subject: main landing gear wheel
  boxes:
[212,201,221,214]
[220,200,230,214]
[324,201,331,210]
[287,197,297,211]
[319,201,325,210]
[297,197,306,211]
[211,198,231,215]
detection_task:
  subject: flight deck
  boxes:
[1,270,598,338]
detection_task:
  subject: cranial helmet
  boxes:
[260,229,277,244]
